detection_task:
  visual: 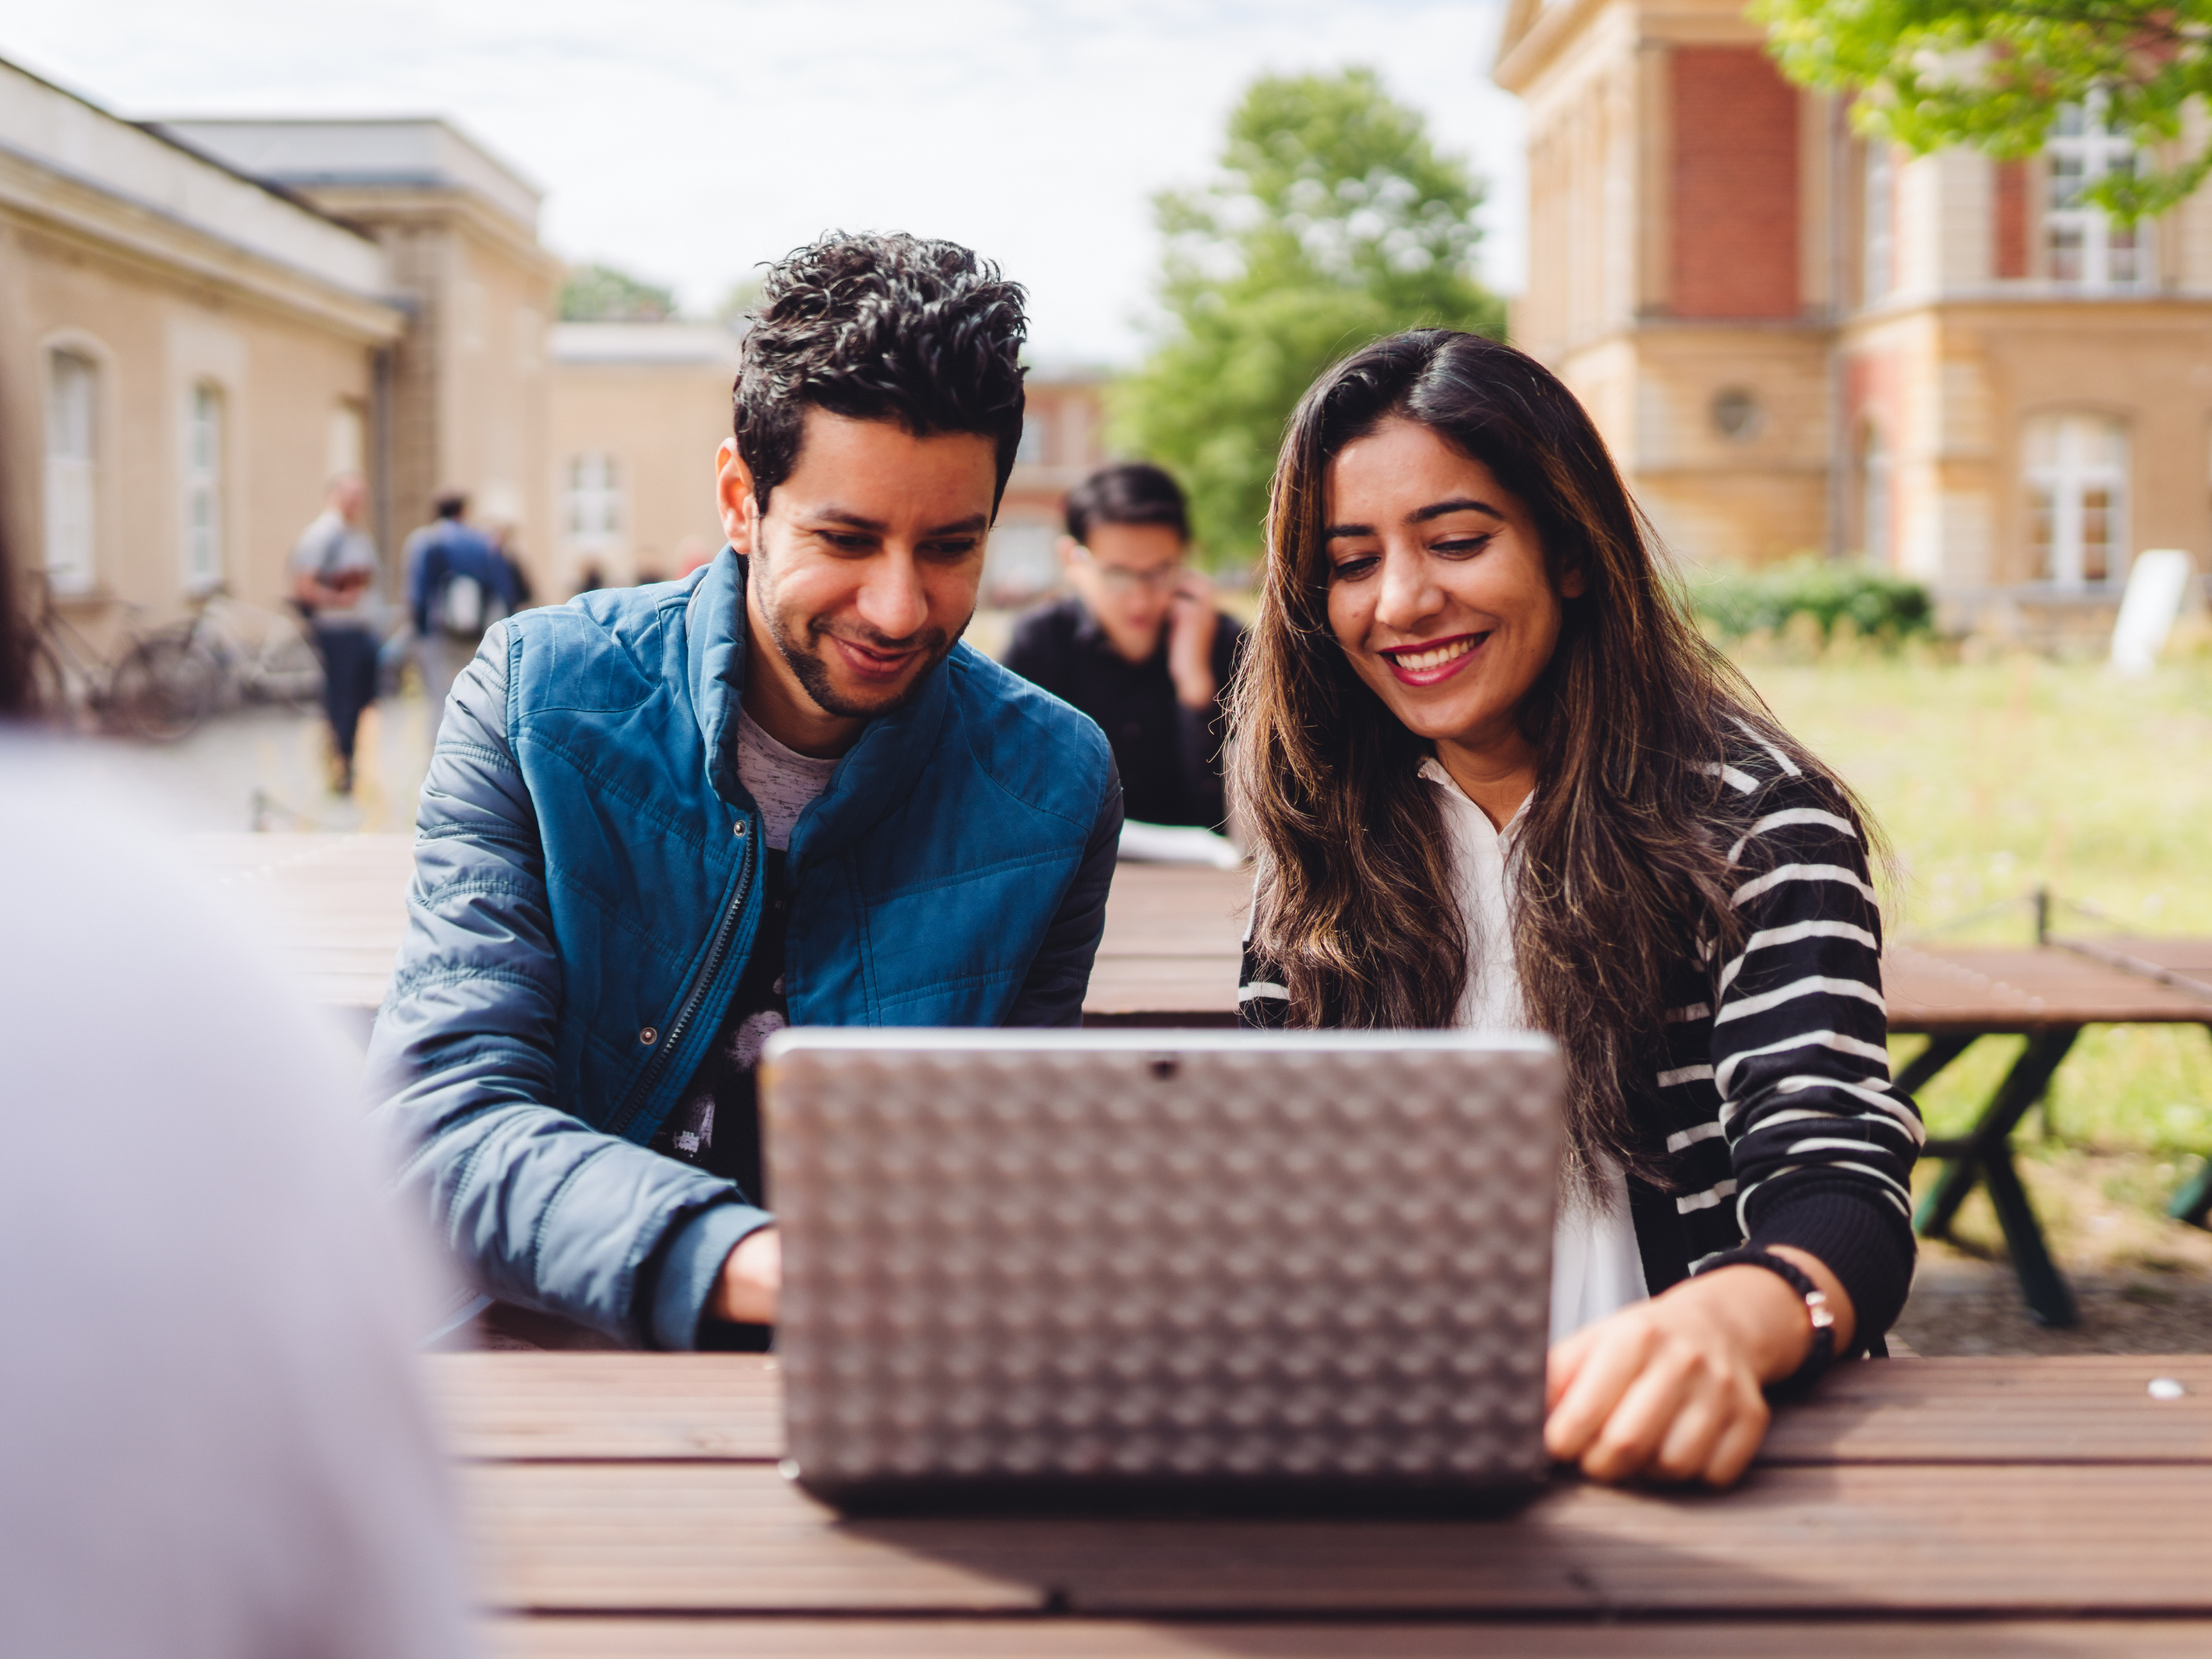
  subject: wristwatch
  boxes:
[1699,1246,1839,1394]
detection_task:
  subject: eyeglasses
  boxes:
[1075,546,1184,594]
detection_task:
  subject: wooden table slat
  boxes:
[428,1354,2212,1467]
[461,1460,2212,1618]
[483,1617,2212,1658]
[182,836,2212,1031]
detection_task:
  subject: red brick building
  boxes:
[1497,0,2212,633]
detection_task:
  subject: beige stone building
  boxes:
[546,321,740,591]
[0,59,404,646]
[6,47,1114,658]
[159,118,563,575]
[541,327,1109,601]
[1496,0,2212,632]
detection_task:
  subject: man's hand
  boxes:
[1166,572,1219,709]
[1543,1246,1853,1487]
[712,1226,781,1325]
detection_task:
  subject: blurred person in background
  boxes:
[1004,462,1243,830]
[405,491,522,738]
[0,531,474,1658]
[487,521,536,609]
[289,471,382,795]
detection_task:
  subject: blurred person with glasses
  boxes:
[1003,463,1244,830]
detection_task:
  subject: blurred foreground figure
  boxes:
[1004,462,1243,830]
[0,723,474,1651]
[289,470,383,794]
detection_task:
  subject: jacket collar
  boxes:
[684,545,953,870]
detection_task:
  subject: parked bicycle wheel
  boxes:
[252,622,326,707]
[23,639,77,730]
[110,631,218,741]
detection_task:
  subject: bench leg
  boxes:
[2173,1162,2212,1230]
[1981,1147,2079,1326]
[1915,1028,2080,1240]
[1892,1033,1977,1101]
[2171,1026,2212,1230]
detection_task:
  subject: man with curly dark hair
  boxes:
[368,232,1122,1351]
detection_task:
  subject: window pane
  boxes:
[2050,156,2086,210]
[49,353,96,459]
[2029,486,2056,579]
[2050,225,2085,283]
[2081,487,2111,582]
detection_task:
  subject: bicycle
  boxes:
[20,571,200,742]
[118,587,330,741]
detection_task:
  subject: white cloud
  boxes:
[6,0,1525,363]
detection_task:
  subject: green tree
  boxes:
[1114,68,1505,568]
[558,262,679,322]
[1760,0,2212,219]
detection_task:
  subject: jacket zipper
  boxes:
[609,828,755,1137]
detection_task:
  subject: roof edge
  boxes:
[0,54,378,245]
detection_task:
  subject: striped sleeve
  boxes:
[1237,942,1294,1030]
[1709,768,1923,1340]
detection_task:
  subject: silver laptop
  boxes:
[759,1029,1561,1511]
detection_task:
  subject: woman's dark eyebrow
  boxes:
[1321,523,1374,542]
[1409,498,1505,524]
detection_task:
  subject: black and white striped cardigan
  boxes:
[1237,737,1924,1346]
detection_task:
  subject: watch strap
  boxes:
[1698,1245,1839,1395]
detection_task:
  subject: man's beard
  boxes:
[756,575,967,721]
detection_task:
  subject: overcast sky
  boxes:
[10,1,1526,365]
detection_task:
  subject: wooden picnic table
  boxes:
[189,836,2212,1319]
[430,1349,2212,1655]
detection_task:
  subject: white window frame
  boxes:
[1863,142,1895,305]
[182,381,226,594]
[2045,93,2152,290]
[2024,412,2129,588]
[1861,425,1893,568]
[43,347,99,594]
[565,453,623,551]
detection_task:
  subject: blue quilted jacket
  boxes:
[366,550,1121,1348]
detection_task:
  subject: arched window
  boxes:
[2024,413,2127,587]
[565,454,622,550]
[182,381,226,593]
[44,348,99,593]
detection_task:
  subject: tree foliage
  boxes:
[1760,0,2212,219]
[1113,68,1505,568]
[558,262,679,322]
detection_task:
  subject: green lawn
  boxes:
[1744,652,2212,1263]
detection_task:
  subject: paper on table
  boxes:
[1117,819,1243,868]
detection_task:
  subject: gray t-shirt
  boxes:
[734,707,838,851]
[289,510,379,628]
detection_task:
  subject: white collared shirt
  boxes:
[1418,758,1649,1342]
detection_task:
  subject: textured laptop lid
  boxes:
[762,1032,1560,1494]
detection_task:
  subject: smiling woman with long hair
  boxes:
[1233,329,1922,1488]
